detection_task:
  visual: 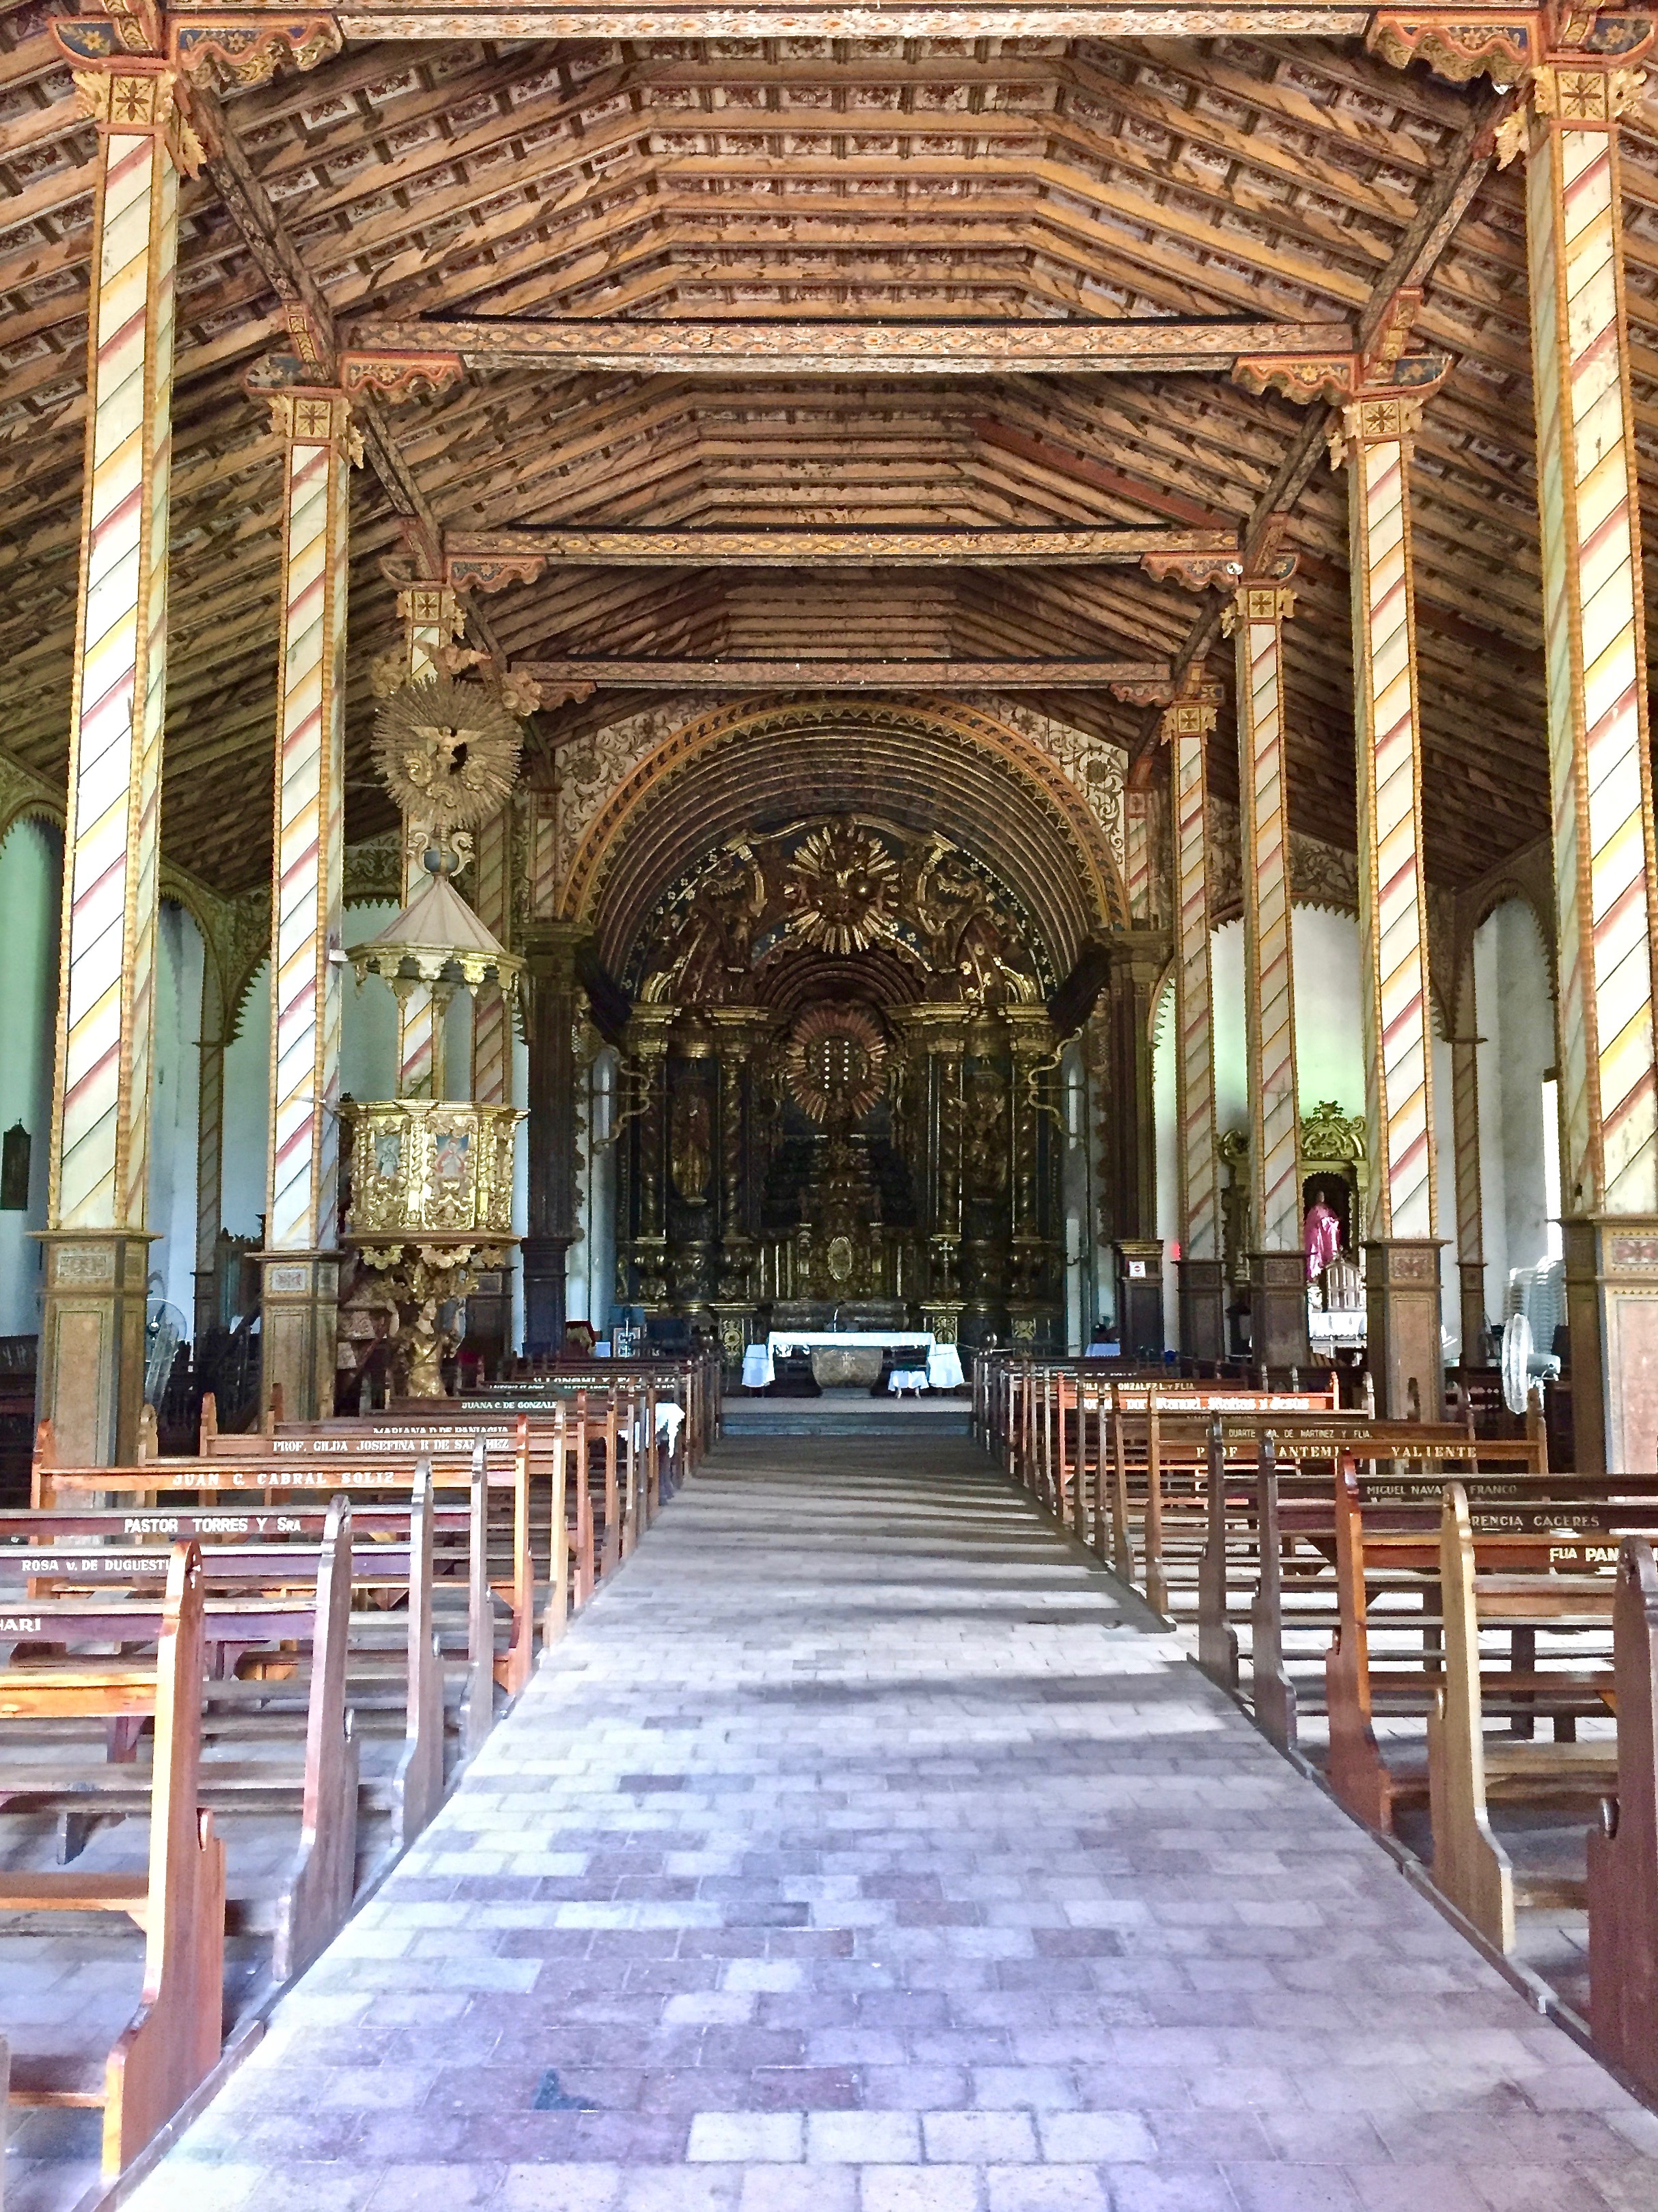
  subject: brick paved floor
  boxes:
[126,1437,1658,2212]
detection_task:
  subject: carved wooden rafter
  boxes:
[0,21,1620,897]
[446,527,1238,567]
[516,657,1171,688]
[342,315,1355,378]
[1137,79,1511,766]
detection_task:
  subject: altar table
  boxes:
[741,1331,966,1391]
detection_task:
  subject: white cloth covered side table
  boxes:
[740,1330,966,1390]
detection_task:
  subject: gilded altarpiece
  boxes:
[616,815,1066,1360]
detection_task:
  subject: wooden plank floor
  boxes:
[120,1437,1658,2212]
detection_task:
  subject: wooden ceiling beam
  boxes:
[968,418,1239,534]
[516,656,1170,688]
[345,315,1355,381]
[445,525,1236,570]
[1140,79,1515,758]
[190,81,506,659]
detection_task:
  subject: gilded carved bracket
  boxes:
[447,554,549,595]
[1141,552,1244,592]
[171,18,342,88]
[340,351,467,405]
[1366,8,1654,86]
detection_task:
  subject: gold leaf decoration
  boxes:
[372,675,523,835]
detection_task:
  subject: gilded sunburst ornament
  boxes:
[372,675,524,836]
[778,821,899,955]
[784,1004,888,1126]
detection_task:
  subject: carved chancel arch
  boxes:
[553,694,1127,981]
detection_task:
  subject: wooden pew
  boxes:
[9,1458,491,1848]
[36,1424,536,1696]
[1427,1481,1617,1953]
[1310,1459,1658,1833]
[202,1405,582,1649]
[1588,1535,1658,2100]
[0,1544,225,2181]
[1236,1436,1638,1777]
[1,1504,361,1984]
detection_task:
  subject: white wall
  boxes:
[1473,898,1553,1317]
[341,900,400,1106]
[0,819,60,1337]
[1433,1026,1461,1354]
[221,960,271,1240]
[1208,907,1366,1141]
[146,899,204,1321]
[1155,907,1370,1351]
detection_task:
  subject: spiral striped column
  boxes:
[1345,396,1437,1245]
[51,89,178,1238]
[1528,70,1657,1217]
[1523,60,1658,1470]
[1230,579,1311,1369]
[1124,789,1155,924]
[529,788,561,921]
[1342,390,1441,1414]
[265,390,350,1255]
[40,72,182,1465]
[1165,674,1225,1359]
[394,582,460,1098]
[1232,584,1301,1255]
[258,385,351,1418]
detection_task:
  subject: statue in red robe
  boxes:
[1304,1197,1342,1284]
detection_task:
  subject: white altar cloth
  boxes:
[743,1331,965,1391]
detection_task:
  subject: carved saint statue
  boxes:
[670,1088,714,1205]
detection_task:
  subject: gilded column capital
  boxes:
[1329,390,1428,469]
[396,582,463,641]
[1157,666,1222,746]
[255,382,363,467]
[66,55,208,172]
[1496,53,1649,163]
[1221,579,1297,636]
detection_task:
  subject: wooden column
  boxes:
[393,582,462,1100]
[1105,932,1167,1354]
[1006,1005,1055,1347]
[1449,959,1487,1363]
[1516,56,1658,1471]
[708,1008,769,1371]
[1335,387,1443,1418]
[255,381,355,1420]
[38,60,197,1465]
[1165,669,1226,1362]
[1124,786,1156,926]
[192,953,226,1345]
[1228,571,1312,1370]
[523,920,583,1352]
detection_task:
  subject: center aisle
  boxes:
[134,1438,1658,2212]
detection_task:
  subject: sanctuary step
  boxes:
[722,1386,971,1437]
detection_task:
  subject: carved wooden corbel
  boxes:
[340,353,467,405]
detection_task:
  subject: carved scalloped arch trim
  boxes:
[560,694,1127,949]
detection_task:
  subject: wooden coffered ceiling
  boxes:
[0,10,1644,898]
